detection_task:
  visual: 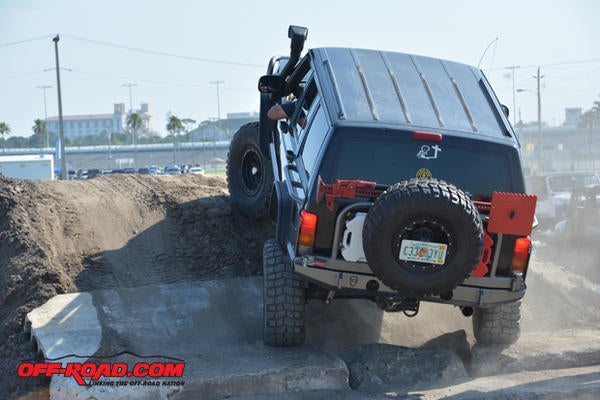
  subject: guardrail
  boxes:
[1,141,232,155]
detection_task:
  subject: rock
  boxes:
[342,343,467,389]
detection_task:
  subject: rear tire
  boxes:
[227,122,273,220]
[473,301,522,345]
[263,239,306,346]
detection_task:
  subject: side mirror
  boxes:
[501,104,510,118]
[258,75,285,94]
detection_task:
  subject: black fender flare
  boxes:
[271,180,294,247]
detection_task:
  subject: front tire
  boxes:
[263,239,306,346]
[473,301,522,345]
[227,122,273,219]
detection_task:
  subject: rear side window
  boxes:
[299,106,329,178]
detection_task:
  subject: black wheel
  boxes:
[473,301,522,345]
[227,122,273,219]
[263,239,306,346]
[362,178,483,297]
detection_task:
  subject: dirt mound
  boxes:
[0,174,273,398]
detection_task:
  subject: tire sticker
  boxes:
[416,168,432,179]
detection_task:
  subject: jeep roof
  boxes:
[307,47,516,140]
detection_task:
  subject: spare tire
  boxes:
[227,122,273,220]
[363,178,483,297]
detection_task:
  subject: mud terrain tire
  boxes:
[363,178,483,297]
[263,239,306,346]
[227,122,273,219]
[473,301,522,345]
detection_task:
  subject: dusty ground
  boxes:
[0,174,273,399]
[0,173,598,399]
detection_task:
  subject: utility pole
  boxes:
[36,85,52,148]
[535,67,544,153]
[52,35,67,180]
[504,66,520,126]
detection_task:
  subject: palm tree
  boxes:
[127,113,143,167]
[166,115,184,164]
[578,97,600,129]
[0,122,11,153]
[32,119,47,150]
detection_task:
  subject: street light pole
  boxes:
[52,35,67,180]
[122,83,137,114]
[535,66,544,152]
[36,85,52,148]
[210,80,224,120]
[504,66,520,126]
[122,83,138,166]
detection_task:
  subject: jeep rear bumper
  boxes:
[293,256,525,308]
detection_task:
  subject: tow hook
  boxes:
[403,298,420,317]
[379,297,420,317]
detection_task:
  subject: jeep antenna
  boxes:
[477,37,499,70]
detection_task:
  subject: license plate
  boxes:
[399,240,447,265]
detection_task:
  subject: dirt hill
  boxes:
[0,174,273,397]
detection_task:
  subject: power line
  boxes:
[492,58,600,71]
[67,68,254,91]
[0,70,46,79]
[0,35,53,47]
[61,34,264,68]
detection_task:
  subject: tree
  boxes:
[0,122,11,153]
[127,113,143,167]
[166,115,184,136]
[578,96,600,129]
[166,115,184,164]
[126,113,143,144]
[32,119,47,149]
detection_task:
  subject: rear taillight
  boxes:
[298,211,318,250]
[511,236,531,272]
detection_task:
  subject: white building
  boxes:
[46,103,152,138]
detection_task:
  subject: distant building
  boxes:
[222,112,259,135]
[188,112,259,142]
[517,109,600,175]
[563,108,582,126]
[46,103,152,138]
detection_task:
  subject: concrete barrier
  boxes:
[26,277,350,400]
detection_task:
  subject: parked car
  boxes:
[563,184,600,243]
[164,165,181,175]
[87,169,103,179]
[188,167,205,175]
[76,169,88,180]
[526,172,600,228]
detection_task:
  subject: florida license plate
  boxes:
[399,240,448,265]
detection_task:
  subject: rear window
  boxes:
[319,129,520,196]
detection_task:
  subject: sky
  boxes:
[1,0,599,137]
